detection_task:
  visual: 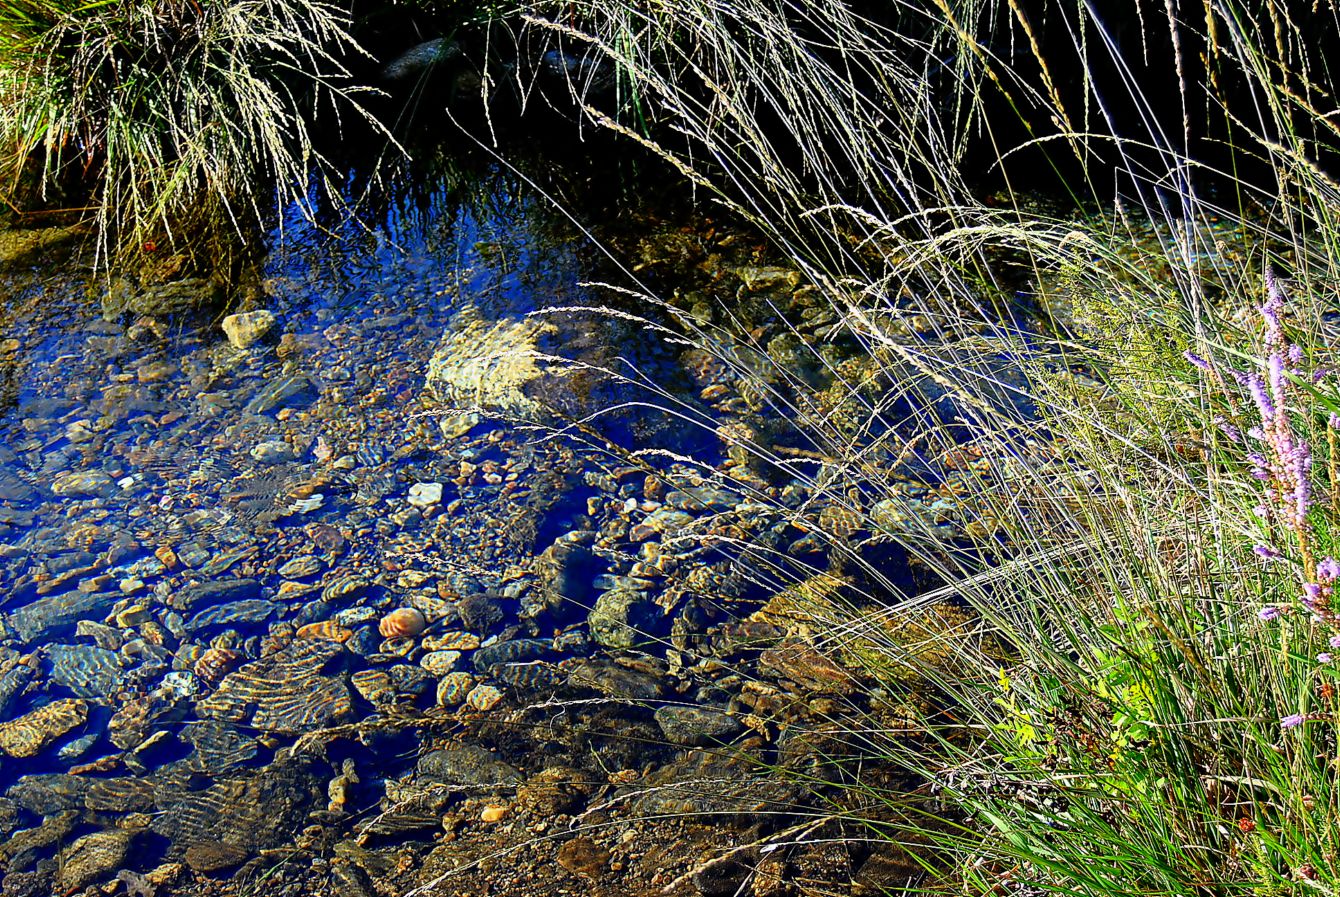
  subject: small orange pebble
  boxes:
[480,805,508,823]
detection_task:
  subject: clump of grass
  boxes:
[0,0,375,273]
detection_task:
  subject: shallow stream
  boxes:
[0,168,956,896]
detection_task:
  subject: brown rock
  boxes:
[184,840,250,873]
[557,836,610,879]
[758,643,856,696]
[0,698,88,757]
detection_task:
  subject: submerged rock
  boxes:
[103,276,224,319]
[175,578,261,611]
[0,658,38,718]
[654,706,742,746]
[46,644,122,698]
[186,598,278,632]
[152,754,325,858]
[245,374,318,415]
[0,699,88,758]
[382,37,461,82]
[222,309,277,350]
[425,308,564,421]
[417,744,522,787]
[589,585,661,649]
[55,829,132,892]
[198,638,351,734]
[50,470,115,498]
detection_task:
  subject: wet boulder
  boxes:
[221,309,277,350]
[102,276,224,319]
[417,744,523,787]
[9,590,117,643]
[588,584,662,649]
[0,699,89,758]
[55,829,133,893]
[654,706,743,746]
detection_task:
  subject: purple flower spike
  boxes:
[1318,653,1333,664]
[1329,634,1340,649]
[1259,606,1281,621]
[1281,713,1306,729]
[1185,351,1213,372]
[1318,558,1340,582]
[1214,417,1241,443]
[1269,353,1287,401]
[1247,375,1276,422]
[1263,266,1287,347]
[1254,545,1281,560]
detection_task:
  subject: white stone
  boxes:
[250,439,296,464]
[407,482,443,508]
[221,309,277,350]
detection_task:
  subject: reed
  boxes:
[510,1,1340,891]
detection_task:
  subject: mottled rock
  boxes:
[85,777,156,813]
[350,669,395,706]
[278,555,323,579]
[388,663,433,699]
[175,578,261,611]
[0,471,36,502]
[46,644,122,698]
[109,690,188,750]
[10,589,116,642]
[56,829,132,892]
[103,276,223,318]
[435,671,475,706]
[407,482,443,508]
[472,638,550,671]
[0,808,78,868]
[56,731,100,761]
[533,538,599,614]
[588,586,660,649]
[557,836,610,879]
[624,749,799,822]
[758,643,856,696]
[417,744,522,787]
[181,721,259,775]
[246,374,317,415]
[152,754,324,855]
[0,699,88,757]
[425,309,561,420]
[184,840,249,873]
[465,684,504,711]
[457,592,504,634]
[249,439,296,464]
[222,309,277,350]
[654,706,742,746]
[566,658,664,700]
[0,797,16,836]
[0,658,37,718]
[419,650,460,675]
[186,598,277,632]
[50,470,115,498]
[735,265,801,293]
[7,774,92,815]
